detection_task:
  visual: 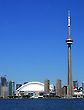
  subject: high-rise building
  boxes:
[62,86,67,97]
[44,79,50,94]
[66,11,73,97]
[8,81,15,96]
[0,76,8,98]
[56,79,62,97]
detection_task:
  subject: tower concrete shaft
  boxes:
[67,44,73,97]
[66,11,73,97]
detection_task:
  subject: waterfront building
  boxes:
[66,11,73,97]
[82,82,84,95]
[8,81,15,96]
[74,87,83,98]
[16,81,53,97]
[56,79,62,97]
[73,81,78,90]
[0,76,8,98]
[44,79,50,94]
[62,86,67,97]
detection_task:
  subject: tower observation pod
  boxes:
[66,11,73,98]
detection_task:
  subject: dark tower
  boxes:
[66,11,73,97]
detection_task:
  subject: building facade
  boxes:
[56,79,62,97]
[16,81,53,97]
[0,76,8,98]
[44,79,50,94]
[73,81,78,90]
[8,81,15,96]
[62,86,67,97]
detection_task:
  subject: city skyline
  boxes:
[0,0,84,85]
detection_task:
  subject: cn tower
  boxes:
[66,11,73,97]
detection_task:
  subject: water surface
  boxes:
[0,98,84,110]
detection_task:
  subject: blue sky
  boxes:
[0,0,84,85]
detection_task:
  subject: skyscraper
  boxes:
[56,79,62,97]
[8,81,15,96]
[62,86,67,97]
[0,76,8,98]
[44,79,50,94]
[66,11,73,97]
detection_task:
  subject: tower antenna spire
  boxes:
[68,10,71,38]
[68,10,70,17]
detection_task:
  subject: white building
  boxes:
[16,81,54,97]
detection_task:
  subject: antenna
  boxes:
[68,10,70,27]
[68,10,70,17]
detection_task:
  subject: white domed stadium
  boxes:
[16,81,54,97]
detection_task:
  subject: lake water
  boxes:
[0,98,84,110]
